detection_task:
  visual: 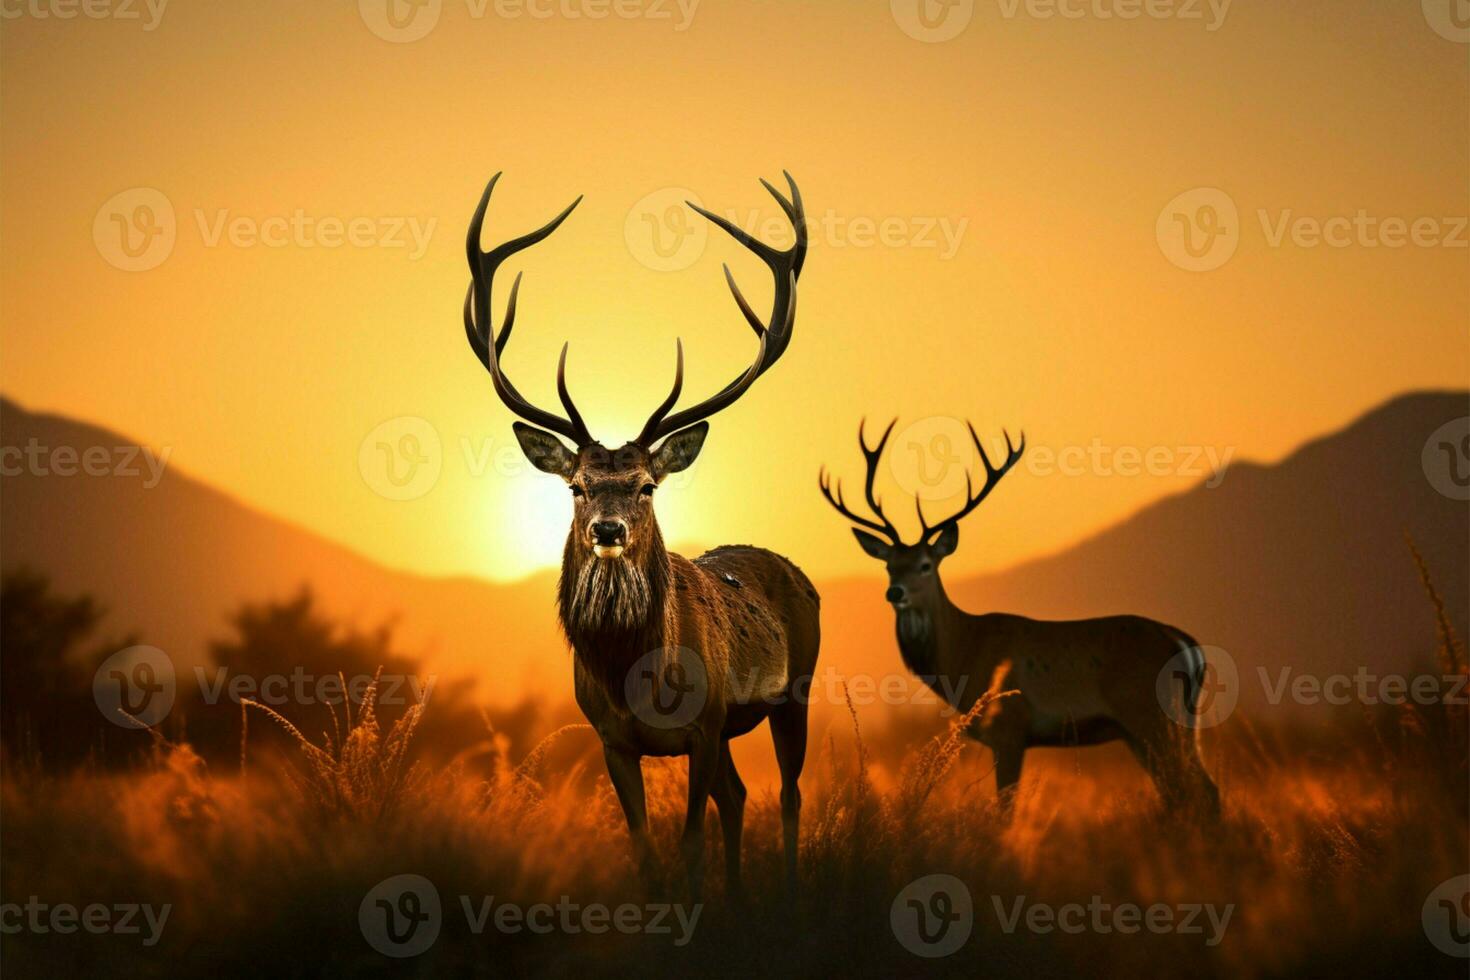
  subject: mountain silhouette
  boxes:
[2,392,1465,720]
[0,396,564,692]
[822,391,1469,717]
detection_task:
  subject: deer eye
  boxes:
[920,562,933,573]
[640,483,656,497]
[570,484,585,497]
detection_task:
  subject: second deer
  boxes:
[820,419,1221,817]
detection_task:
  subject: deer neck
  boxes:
[894,575,989,706]
[557,522,672,699]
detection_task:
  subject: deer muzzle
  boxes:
[590,520,627,558]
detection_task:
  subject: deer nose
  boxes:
[885,586,906,604]
[591,520,626,546]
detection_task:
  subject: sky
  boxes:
[2,0,1466,584]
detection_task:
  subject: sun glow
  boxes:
[479,468,572,580]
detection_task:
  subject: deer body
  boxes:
[823,421,1220,816]
[564,543,821,756]
[461,172,818,900]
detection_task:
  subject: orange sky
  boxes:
[2,0,1466,583]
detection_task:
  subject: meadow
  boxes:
[2,631,1465,979]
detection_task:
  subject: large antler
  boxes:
[821,419,1025,545]
[463,173,592,446]
[915,423,1026,543]
[818,418,905,545]
[636,172,808,447]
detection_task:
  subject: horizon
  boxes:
[5,384,1462,588]
[4,1,1465,584]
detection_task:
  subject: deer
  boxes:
[819,419,1221,818]
[462,172,821,901]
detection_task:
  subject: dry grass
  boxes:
[3,678,1465,979]
[2,564,1465,978]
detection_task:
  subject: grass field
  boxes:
[2,654,1465,979]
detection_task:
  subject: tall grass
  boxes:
[3,569,1466,978]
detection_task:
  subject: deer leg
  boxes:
[769,700,809,890]
[1125,724,1219,819]
[993,741,1026,820]
[708,739,747,903]
[1186,734,1222,819]
[602,745,658,890]
[682,735,721,903]
[1131,725,1222,820]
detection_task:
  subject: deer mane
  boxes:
[557,527,672,701]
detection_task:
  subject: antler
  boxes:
[636,172,808,446]
[916,423,1026,542]
[818,418,905,545]
[463,173,593,446]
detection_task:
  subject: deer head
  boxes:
[463,172,807,575]
[820,419,1024,610]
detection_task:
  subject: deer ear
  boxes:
[650,422,708,482]
[512,422,577,479]
[931,523,959,558]
[851,528,892,561]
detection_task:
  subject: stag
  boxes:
[820,420,1221,817]
[462,172,820,900]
